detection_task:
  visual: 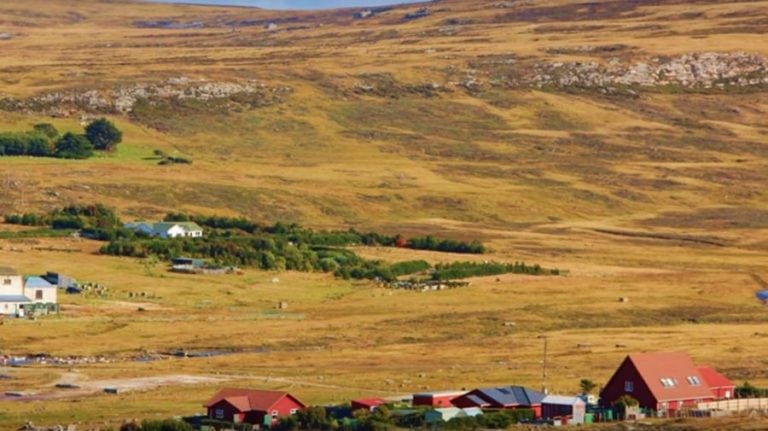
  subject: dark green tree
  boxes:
[580,378,597,394]
[85,117,122,151]
[55,132,94,159]
[27,134,52,156]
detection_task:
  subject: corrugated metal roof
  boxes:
[23,276,55,288]
[475,386,546,407]
[542,395,585,406]
[0,295,31,302]
[0,266,18,276]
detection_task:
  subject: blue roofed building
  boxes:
[23,276,58,306]
[452,386,546,418]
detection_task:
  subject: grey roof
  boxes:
[0,295,31,303]
[542,395,585,406]
[24,276,55,288]
[0,266,18,276]
[474,386,546,407]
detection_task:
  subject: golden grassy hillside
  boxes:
[1,0,768,429]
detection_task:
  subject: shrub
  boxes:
[85,118,123,151]
[55,132,94,159]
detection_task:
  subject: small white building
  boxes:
[152,222,203,238]
[541,395,586,424]
[23,276,57,305]
[1,267,59,317]
[0,266,28,316]
[124,221,204,239]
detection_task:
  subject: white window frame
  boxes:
[290,409,297,415]
[271,410,279,417]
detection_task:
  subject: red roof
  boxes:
[628,352,714,402]
[205,388,305,413]
[352,398,386,408]
[697,366,734,389]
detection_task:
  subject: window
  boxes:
[271,411,279,417]
[35,290,43,300]
[660,378,677,388]
[687,376,701,385]
[215,408,224,419]
[290,409,297,415]
[3,278,10,285]
[625,381,634,392]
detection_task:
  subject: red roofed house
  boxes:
[412,390,466,408]
[697,366,735,399]
[204,388,305,428]
[351,397,386,412]
[600,352,719,415]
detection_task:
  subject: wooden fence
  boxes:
[697,398,768,412]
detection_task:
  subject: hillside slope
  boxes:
[0,0,766,237]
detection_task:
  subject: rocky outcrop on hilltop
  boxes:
[532,52,768,90]
[463,52,768,93]
[0,77,292,116]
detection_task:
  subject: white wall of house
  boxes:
[163,225,187,238]
[0,275,24,296]
[0,300,28,316]
[24,286,57,304]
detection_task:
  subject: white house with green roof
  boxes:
[124,221,203,239]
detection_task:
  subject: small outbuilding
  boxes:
[412,390,466,408]
[452,386,546,418]
[351,398,386,412]
[204,388,305,428]
[541,395,586,424]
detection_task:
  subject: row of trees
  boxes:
[4,205,556,283]
[5,204,121,230]
[163,213,486,254]
[0,118,122,159]
[431,261,560,281]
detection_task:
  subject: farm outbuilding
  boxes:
[204,388,305,428]
[412,390,466,407]
[351,398,386,412]
[452,386,546,418]
[541,395,586,424]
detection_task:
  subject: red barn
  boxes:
[599,352,716,415]
[452,386,546,418]
[697,366,735,399]
[204,388,305,427]
[351,397,386,412]
[412,390,466,407]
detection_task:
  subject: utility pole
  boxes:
[540,335,549,395]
